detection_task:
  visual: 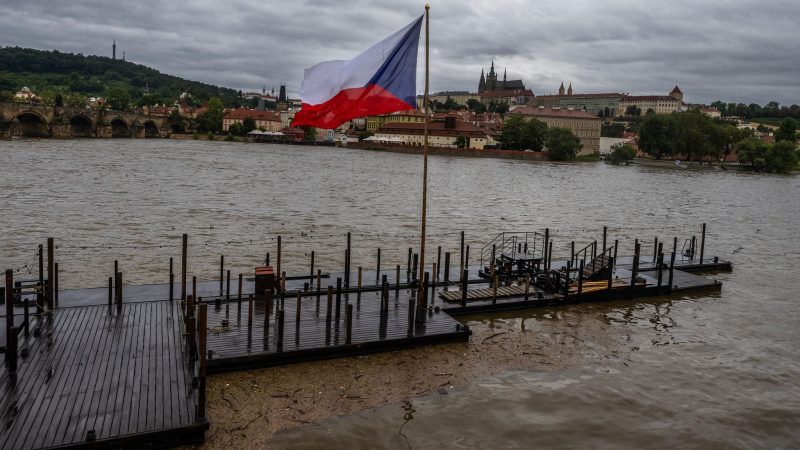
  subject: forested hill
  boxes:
[0,46,241,107]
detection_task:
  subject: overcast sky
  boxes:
[2,0,798,105]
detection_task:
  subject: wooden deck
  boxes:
[0,302,206,450]
[203,288,470,372]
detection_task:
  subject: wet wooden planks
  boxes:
[438,285,528,303]
[0,301,205,450]
[202,289,469,372]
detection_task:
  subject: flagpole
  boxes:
[418,4,430,308]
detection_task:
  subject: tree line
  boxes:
[498,116,583,160]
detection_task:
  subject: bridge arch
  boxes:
[11,110,51,138]
[69,114,95,138]
[110,118,131,138]
[143,120,160,138]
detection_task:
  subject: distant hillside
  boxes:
[0,46,241,107]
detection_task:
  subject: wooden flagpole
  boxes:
[418,4,430,307]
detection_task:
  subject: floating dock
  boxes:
[0,225,732,448]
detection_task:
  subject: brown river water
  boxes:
[1,139,799,448]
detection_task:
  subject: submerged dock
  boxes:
[0,225,732,448]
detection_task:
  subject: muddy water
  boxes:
[1,139,799,448]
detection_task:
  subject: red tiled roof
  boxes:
[670,85,682,94]
[510,106,600,119]
[224,109,281,121]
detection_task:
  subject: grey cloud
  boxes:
[1,0,798,105]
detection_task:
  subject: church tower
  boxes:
[558,81,565,96]
[486,61,498,92]
[503,68,507,90]
[478,69,486,93]
[567,82,573,96]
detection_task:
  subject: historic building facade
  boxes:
[509,106,601,155]
[617,86,685,116]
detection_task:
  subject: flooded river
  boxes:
[1,139,799,448]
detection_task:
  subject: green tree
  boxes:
[167,109,186,133]
[625,105,641,117]
[466,99,486,114]
[775,118,797,143]
[765,141,799,173]
[105,85,131,111]
[227,121,242,137]
[735,137,769,170]
[546,127,582,161]
[454,134,468,148]
[673,110,716,161]
[601,122,625,138]
[199,97,224,133]
[64,92,86,107]
[607,143,637,165]
[241,117,257,135]
[494,102,510,116]
[638,113,675,159]
[498,116,548,150]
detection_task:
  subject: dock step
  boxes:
[439,284,528,303]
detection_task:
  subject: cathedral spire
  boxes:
[559,81,565,96]
[478,68,486,93]
[567,82,573,96]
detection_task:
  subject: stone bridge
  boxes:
[0,102,171,139]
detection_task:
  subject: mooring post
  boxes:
[444,252,451,284]
[376,247,381,285]
[53,260,59,307]
[326,286,333,324]
[564,261,571,301]
[412,253,418,282]
[181,233,188,301]
[459,230,465,281]
[276,235,282,289]
[296,292,302,325]
[657,252,665,294]
[266,290,273,325]
[407,298,415,334]
[197,303,207,420]
[423,272,430,309]
[192,276,197,303]
[524,274,530,300]
[668,251,676,292]
[613,239,619,262]
[169,272,174,302]
[5,269,13,360]
[415,278,424,324]
[47,237,54,310]
[382,276,389,312]
[570,241,575,266]
[23,299,29,335]
[653,237,659,263]
[691,236,697,260]
[432,262,437,286]
[394,264,400,298]
[345,232,351,289]
[544,228,550,268]
[247,294,253,329]
[345,303,353,344]
[357,266,362,304]
[465,245,470,278]
[310,250,315,284]
[407,247,412,282]
[7,326,17,374]
[218,255,224,297]
[108,276,113,308]
[316,269,321,300]
[115,272,123,307]
[630,241,640,298]
[436,246,442,281]
[237,273,243,304]
[335,277,342,322]
[700,223,706,264]
[607,256,614,295]
[37,244,43,315]
[186,295,196,360]
[548,240,554,270]
[461,269,468,307]
[602,226,608,253]
[226,270,231,303]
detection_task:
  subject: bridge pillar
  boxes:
[97,123,113,138]
[0,121,11,140]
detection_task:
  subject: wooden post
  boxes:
[668,251,676,292]
[657,252,664,294]
[432,262,437,285]
[226,269,231,302]
[115,272,123,307]
[247,294,253,329]
[653,237,659,263]
[310,250,315,284]
[592,240,597,261]
[335,277,342,322]
[543,228,550,268]
[630,241,640,297]
[54,262,59,307]
[613,239,619,262]
[459,230,465,280]
[186,295,196,360]
[181,233,188,301]
[395,264,401,295]
[570,241,575,266]
[412,253,418,281]
[192,276,197,302]
[169,273,174,302]
[464,245,470,277]
[602,226,607,254]
[423,272,430,310]
[444,252,450,284]
[345,303,353,344]
[276,235,282,285]
[197,303,207,419]
[607,256,615,294]
[37,244,43,315]
[316,269,321,300]
[281,271,286,293]
[407,247,412,281]
[5,270,13,360]
[296,292,302,324]
[461,269,468,307]
[376,247,381,285]
[219,255,224,297]
[47,237,54,310]
[325,286,333,324]
[237,273,243,305]
[700,223,706,264]
[108,276,113,308]
[577,260,584,302]
[345,232,351,289]
[548,240,554,270]
[436,246,442,281]
[6,326,17,374]
[23,299,29,335]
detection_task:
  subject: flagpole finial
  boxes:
[425,3,430,9]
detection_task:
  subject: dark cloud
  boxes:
[1,0,798,105]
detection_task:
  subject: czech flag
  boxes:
[292,16,423,129]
